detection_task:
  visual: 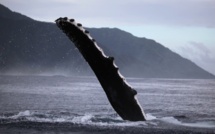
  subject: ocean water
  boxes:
[0,75,215,133]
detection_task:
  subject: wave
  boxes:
[0,110,215,129]
[161,117,215,128]
[0,110,148,127]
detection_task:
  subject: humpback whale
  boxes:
[55,17,146,121]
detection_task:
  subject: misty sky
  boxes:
[1,0,215,75]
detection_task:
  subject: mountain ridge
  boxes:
[0,3,33,21]
[0,4,214,79]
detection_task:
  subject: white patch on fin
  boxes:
[135,95,146,118]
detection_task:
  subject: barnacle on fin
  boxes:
[85,30,89,34]
[108,56,114,61]
[63,17,68,20]
[132,89,137,96]
[70,19,75,22]
[77,23,82,27]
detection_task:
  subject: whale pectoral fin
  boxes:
[55,17,146,121]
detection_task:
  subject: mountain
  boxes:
[0,4,32,21]
[0,4,214,79]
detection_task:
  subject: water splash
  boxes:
[161,117,215,128]
[0,110,214,129]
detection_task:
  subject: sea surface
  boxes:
[0,75,215,133]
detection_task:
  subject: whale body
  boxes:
[55,17,146,121]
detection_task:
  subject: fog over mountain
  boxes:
[0,4,214,79]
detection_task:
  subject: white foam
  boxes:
[72,114,93,124]
[146,113,157,120]
[161,117,215,128]
[11,110,31,118]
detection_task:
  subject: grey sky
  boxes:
[1,0,215,75]
[2,0,215,27]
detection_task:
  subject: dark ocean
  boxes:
[0,75,215,133]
